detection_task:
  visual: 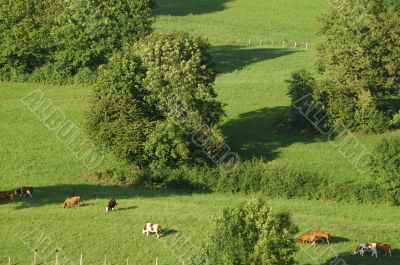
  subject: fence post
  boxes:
[55,250,59,265]
[259,40,262,46]
[127,257,129,265]
[33,249,37,265]
[80,254,83,265]
[294,41,297,48]
[156,257,158,265]
[104,254,107,265]
[282,41,285,47]
[236,39,240,45]
[8,257,11,265]
[306,43,309,50]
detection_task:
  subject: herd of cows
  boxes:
[0,187,393,258]
[297,230,392,258]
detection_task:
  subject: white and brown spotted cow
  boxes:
[142,223,161,238]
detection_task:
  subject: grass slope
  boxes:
[0,191,399,264]
[1,1,400,264]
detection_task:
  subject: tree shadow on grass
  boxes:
[324,251,400,265]
[155,0,232,16]
[210,45,298,74]
[6,184,202,210]
[222,107,324,161]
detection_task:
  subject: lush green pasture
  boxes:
[155,0,329,45]
[1,1,400,264]
[0,190,399,264]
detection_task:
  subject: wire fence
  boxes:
[3,254,186,265]
[206,37,314,50]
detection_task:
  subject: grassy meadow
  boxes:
[1,0,400,264]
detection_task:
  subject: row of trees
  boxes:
[285,0,400,133]
[0,0,153,82]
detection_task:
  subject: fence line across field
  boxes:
[5,254,186,265]
[208,37,313,50]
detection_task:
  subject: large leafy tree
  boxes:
[190,199,298,265]
[315,0,400,132]
[0,0,55,74]
[52,0,154,73]
[87,32,225,168]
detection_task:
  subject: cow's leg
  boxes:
[28,191,32,198]
[389,249,392,256]
[146,231,149,236]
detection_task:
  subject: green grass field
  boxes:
[1,0,400,264]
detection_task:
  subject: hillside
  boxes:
[1,1,400,264]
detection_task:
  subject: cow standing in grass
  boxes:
[142,223,161,238]
[15,187,33,198]
[62,196,80,208]
[106,199,117,212]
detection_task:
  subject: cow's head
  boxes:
[142,225,147,234]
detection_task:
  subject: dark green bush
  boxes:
[370,137,400,205]
[190,199,298,265]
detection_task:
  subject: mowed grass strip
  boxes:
[0,191,399,264]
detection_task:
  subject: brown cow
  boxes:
[297,232,318,246]
[4,191,14,200]
[371,242,392,256]
[62,196,80,208]
[106,199,117,212]
[313,230,330,244]
[297,230,331,247]
[0,192,5,200]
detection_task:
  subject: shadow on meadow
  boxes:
[155,0,232,16]
[210,46,298,74]
[8,184,198,209]
[222,107,324,161]
[323,250,400,265]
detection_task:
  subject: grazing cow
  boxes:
[15,187,33,198]
[0,192,4,200]
[106,199,117,212]
[297,230,330,246]
[371,242,392,257]
[142,223,161,239]
[297,232,318,246]
[62,196,80,208]
[313,230,331,244]
[354,243,378,258]
[4,191,14,200]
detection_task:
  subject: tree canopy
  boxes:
[87,32,225,168]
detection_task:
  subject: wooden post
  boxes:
[104,254,107,265]
[294,42,297,48]
[282,41,285,47]
[306,43,309,50]
[156,257,158,265]
[33,249,37,265]
[236,39,240,45]
[80,254,83,265]
[272,41,274,46]
[55,250,59,265]
[8,257,11,265]
[126,257,129,265]
[259,40,262,46]
[248,39,251,45]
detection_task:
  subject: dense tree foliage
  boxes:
[190,199,298,265]
[314,0,400,132]
[371,137,400,205]
[0,0,154,82]
[0,0,54,75]
[87,32,225,168]
[52,0,154,74]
